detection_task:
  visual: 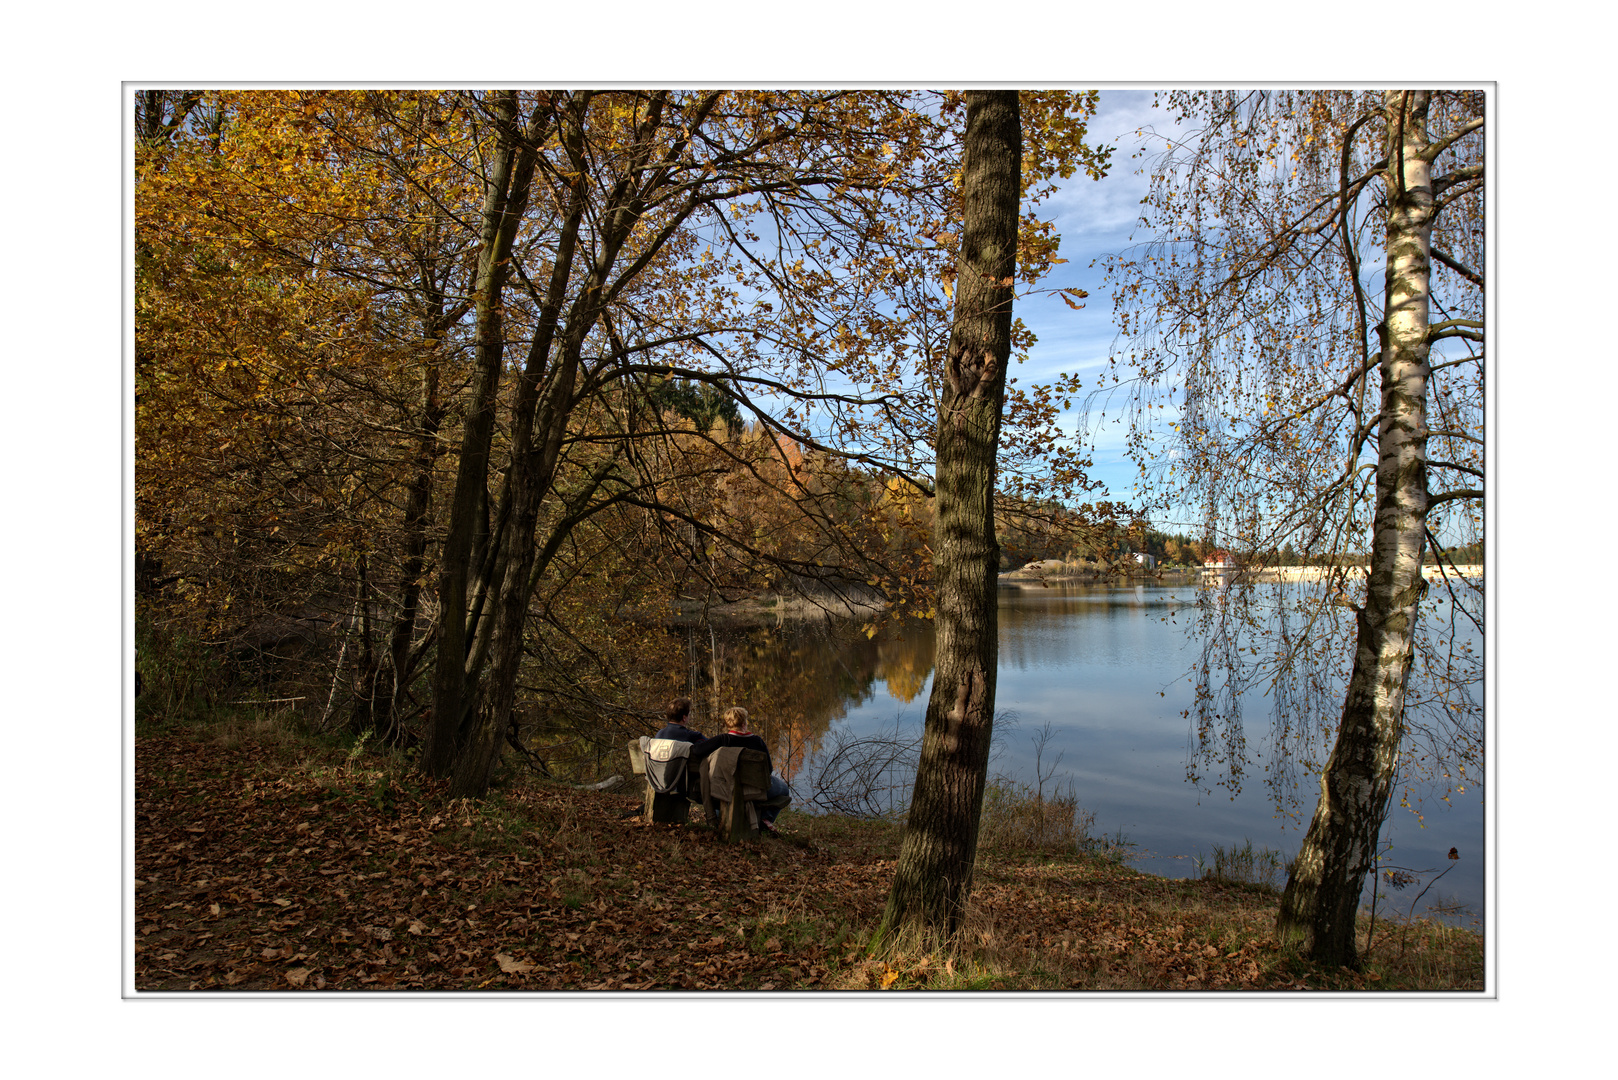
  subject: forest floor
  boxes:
[132,719,1484,994]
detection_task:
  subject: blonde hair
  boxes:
[721,706,749,729]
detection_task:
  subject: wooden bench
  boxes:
[626,738,694,824]
[630,740,788,840]
[701,747,776,843]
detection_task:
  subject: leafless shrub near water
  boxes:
[977,776,1098,855]
[808,717,1114,858]
[807,721,922,820]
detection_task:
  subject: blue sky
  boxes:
[1010,89,1483,545]
[1012,90,1185,522]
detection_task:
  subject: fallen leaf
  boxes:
[496,953,538,974]
[285,967,310,987]
[880,969,899,990]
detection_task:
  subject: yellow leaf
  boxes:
[496,953,537,974]
[880,969,899,989]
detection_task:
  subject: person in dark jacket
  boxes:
[653,696,705,744]
[687,706,768,763]
[645,696,704,800]
[689,707,791,832]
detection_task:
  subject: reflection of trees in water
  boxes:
[997,584,1182,670]
[674,618,936,784]
[875,622,935,704]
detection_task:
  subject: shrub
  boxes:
[977,777,1096,856]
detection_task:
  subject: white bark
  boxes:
[1276,91,1438,967]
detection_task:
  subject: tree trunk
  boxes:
[879,90,1020,950]
[1275,90,1436,968]
[445,97,596,798]
[424,91,537,779]
[378,319,448,747]
[447,92,689,799]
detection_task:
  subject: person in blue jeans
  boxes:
[687,707,792,832]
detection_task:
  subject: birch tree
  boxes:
[1103,89,1484,968]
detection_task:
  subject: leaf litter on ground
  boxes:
[133,731,1481,992]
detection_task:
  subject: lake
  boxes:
[701,578,1486,929]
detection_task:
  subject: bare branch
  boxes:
[1430,352,1483,373]
[1431,247,1483,289]
[1427,488,1484,506]
[1419,117,1483,164]
[1432,163,1483,195]
[1427,319,1483,345]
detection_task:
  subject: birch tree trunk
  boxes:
[880,90,1020,949]
[1275,90,1436,968]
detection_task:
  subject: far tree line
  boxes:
[1062,530,1483,569]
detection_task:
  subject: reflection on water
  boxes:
[671,617,935,787]
[693,581,1485,928]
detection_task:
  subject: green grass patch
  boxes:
[1196,839,1291,893]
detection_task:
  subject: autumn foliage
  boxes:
[135,89,1119,793]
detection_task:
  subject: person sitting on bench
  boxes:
[654,696,705,745]
[644,696,704,800]
[688,707,792,832]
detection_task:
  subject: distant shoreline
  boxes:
[1254,564,1483,583]
[999,562,1484,586]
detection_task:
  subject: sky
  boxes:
[1010,90,1176,514]
[1012,90,1483,547]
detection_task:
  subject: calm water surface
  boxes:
[735,580,1486,928]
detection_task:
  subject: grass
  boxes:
[1196,838,1291,892]
[976,776,1135,865]
[133,695,1485,993]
